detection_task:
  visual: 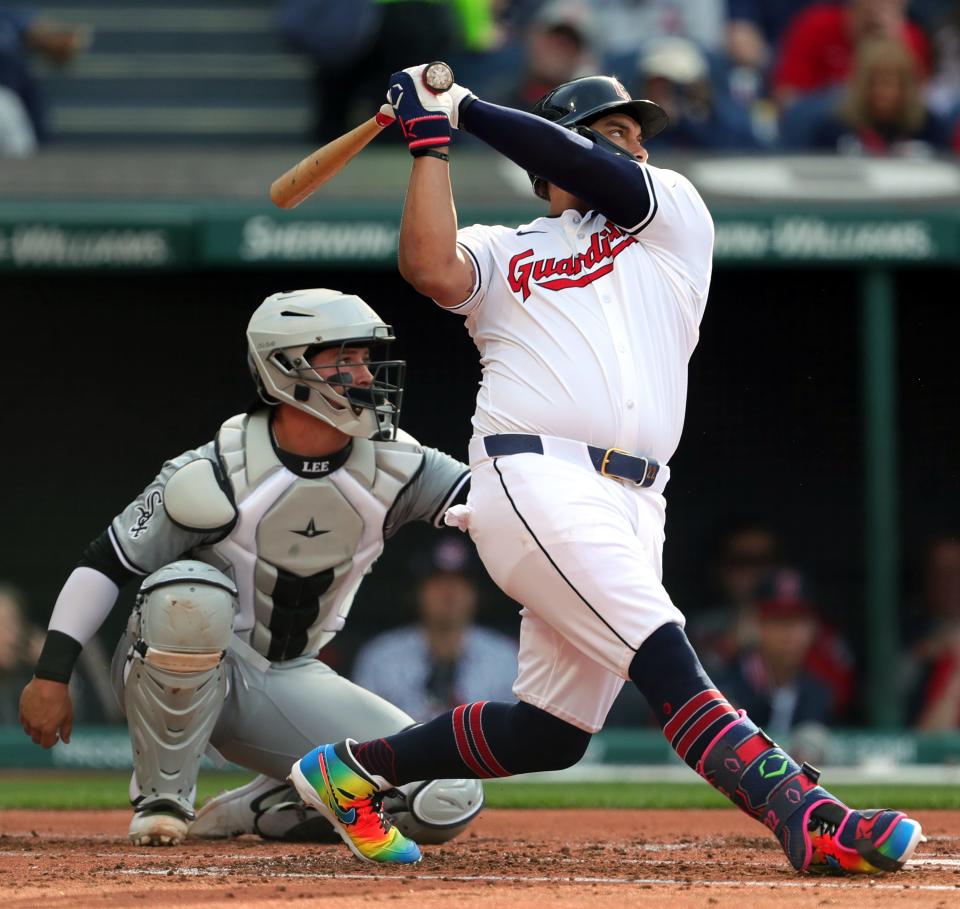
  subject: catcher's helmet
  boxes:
[247,288,405,440]
[528,75,668,200]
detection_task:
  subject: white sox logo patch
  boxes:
[508,221,638,302]
[129,490,162,539]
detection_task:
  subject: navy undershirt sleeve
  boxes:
[460,98,656,231]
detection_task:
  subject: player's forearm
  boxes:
[35,564,121,683]
[461,99,655,227]
[398,152,461,295]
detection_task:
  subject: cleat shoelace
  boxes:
[371,794,391,835]
[808,816,839,839]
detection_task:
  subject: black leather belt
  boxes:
[482,433,661,487]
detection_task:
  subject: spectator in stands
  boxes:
[279,0,469,141]
[590,0,727,72]
[715,569,835,736]
[688,518,783,672]
[805,36,956,155]
[910,0,960,123]
[725,1,820,73]
[503,0,599,112]
[906,533,960,729]
[772,0,932,108]
[689,520,854,714]
[633,35,769,150]
[352,537,517,723]
[723,1,820,104]
[0,6,88,153]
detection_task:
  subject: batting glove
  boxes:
[387,65,476,155]
[375,103,396,128]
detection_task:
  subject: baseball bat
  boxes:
[269,62,455,210]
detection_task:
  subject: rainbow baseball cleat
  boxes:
[791,802,924,875]
[289,740,421,864]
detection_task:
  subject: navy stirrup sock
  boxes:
[629,622,738,769]
[630,624,830,835]
[352,700,591,787]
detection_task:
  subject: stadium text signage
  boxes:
[0,224,175,268]
[239,215,399,262]
[0,206,956,269]
[714,216,938,262]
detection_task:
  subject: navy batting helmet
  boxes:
[528,75,668,200]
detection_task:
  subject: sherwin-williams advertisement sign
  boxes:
[0,204,956,269]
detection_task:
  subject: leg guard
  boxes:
[385,778,485,845]
[124,561,236,822]
[190,775,484,845]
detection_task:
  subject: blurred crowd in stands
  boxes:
[5,522,960,739]
[0,5,87,154]
[2,0,960,156]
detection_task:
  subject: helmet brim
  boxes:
[575,99,669,142]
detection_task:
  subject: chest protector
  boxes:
[197,412,423,661]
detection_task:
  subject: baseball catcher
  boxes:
[19,288,482,854]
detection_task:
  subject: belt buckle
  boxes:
[600,447,635,482]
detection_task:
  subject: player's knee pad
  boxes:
[384,778,485,844]
[508,701,592,771]
[124,560,236,819]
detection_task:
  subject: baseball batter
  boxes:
[288,68,924,874]
[18,289,482,856]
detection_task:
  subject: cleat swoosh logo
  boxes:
[319,754,357,825]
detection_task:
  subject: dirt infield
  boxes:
[2,809,960,909]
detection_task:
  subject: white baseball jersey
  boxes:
[439,163,714,732]
[449,163,714,463]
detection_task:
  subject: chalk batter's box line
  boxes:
[110,866,960,892]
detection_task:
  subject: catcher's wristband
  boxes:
[34,629,83,683]
[411,149,449,162]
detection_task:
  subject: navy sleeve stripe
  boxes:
[623,165,659,235]
[447,242,484,311]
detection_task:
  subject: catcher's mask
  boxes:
[247,288,405,440]
[528,75,668,200]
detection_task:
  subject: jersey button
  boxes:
[626,400,635,409]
